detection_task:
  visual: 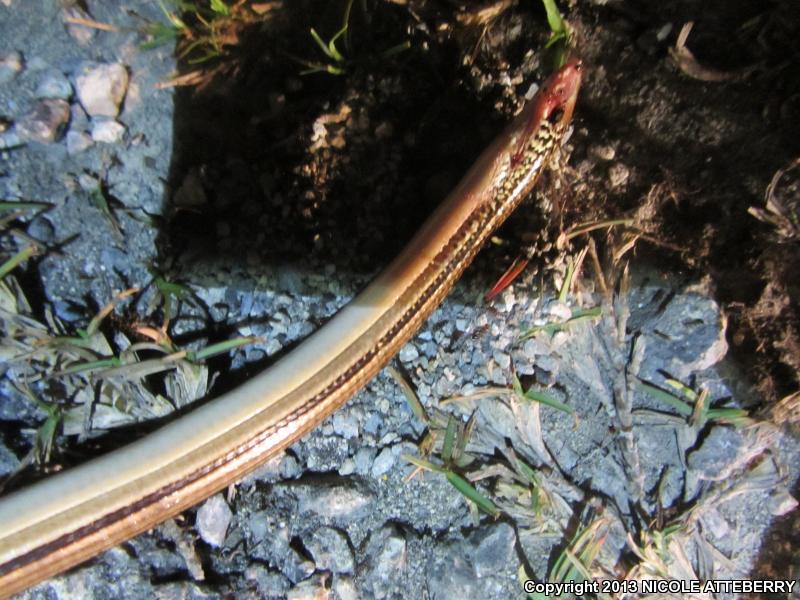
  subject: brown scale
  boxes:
[502,121,570,284]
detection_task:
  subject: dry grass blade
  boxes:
[455,0,515,27]
[748,156,800,242]
[388,365,428,424]
[670,22,746,82]
[86,287,138,337]
[63,15,121,32]
[440,387,510,405]
[770,390,800,426]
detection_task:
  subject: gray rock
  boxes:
[428,554,477,599]
[243,565,290,599]
[35,70,73,100]
[634,290,728,381]
[304,435,350,472]
[371,447,396,478]
[492,350,511,370]
[152,582,220,600]
[767,490,798,517]
[364,527,407,595]
[0,128,23,150]
[363,413,382,436]
[399,344,419,362]
[0,440,20,477]
[470,523,518,578]
[22,546,154,600]
[91,119,125,143]
[280,453,301,479]
[332,411,359,439]
[66,130,93,154]
[304,526,354,574]
[76,62,129,117]
[281,555,315,586]
[247,516,314,585]
[52,300,84,323]
[195,494,232,548]
[26,215,56,244]
[0,51,23,84]
[354,446,376,476]
[126,535,187,580]
[77,171,101,192]
[338,458,356,476]
[296,481,375,520]
[331,575,358,600]
[16,99,70,143]
[608,162,630,188]
[687,425,743,479]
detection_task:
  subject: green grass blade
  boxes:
[0,245,38,279]
[442,415,457,462]
[637,380,692,416]
[524,387,573,415]
[388,366,428,424]
[402,453,445,474]
[541,0,566,36]
[327,25,348,63]
[664,377,698,401]
[209,0,229,15]
[187,336,260,362]
[519,307,601,340]
[380,40,411,59]
[705,408,754,427]
[310,28,336,61]
[58,357,122,376]
[558,256,577,303]
[446,471,499,516]
[0,200,51,211]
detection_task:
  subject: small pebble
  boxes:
[66,130,93,154]
[0,128,23,150]
[279,454,301,479]
[16,99,70,143]
[363,413,382,436]
[304,526,354,574]
[546,301,572,321]
[0,51,23,84]
[399,344,419,362]
[353,447,375,476]
[76,62,129,117]
[608,163,630,188]
[91,119,125,143]
[332,412,359,439]
[371,447,396,478]
[338,458,355,476]
[35,70,73,100]
[492,350,511,370]
[195,494,233,548]
[768,490,798,517]
[589,143,615,161]
[77,172,100,192]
